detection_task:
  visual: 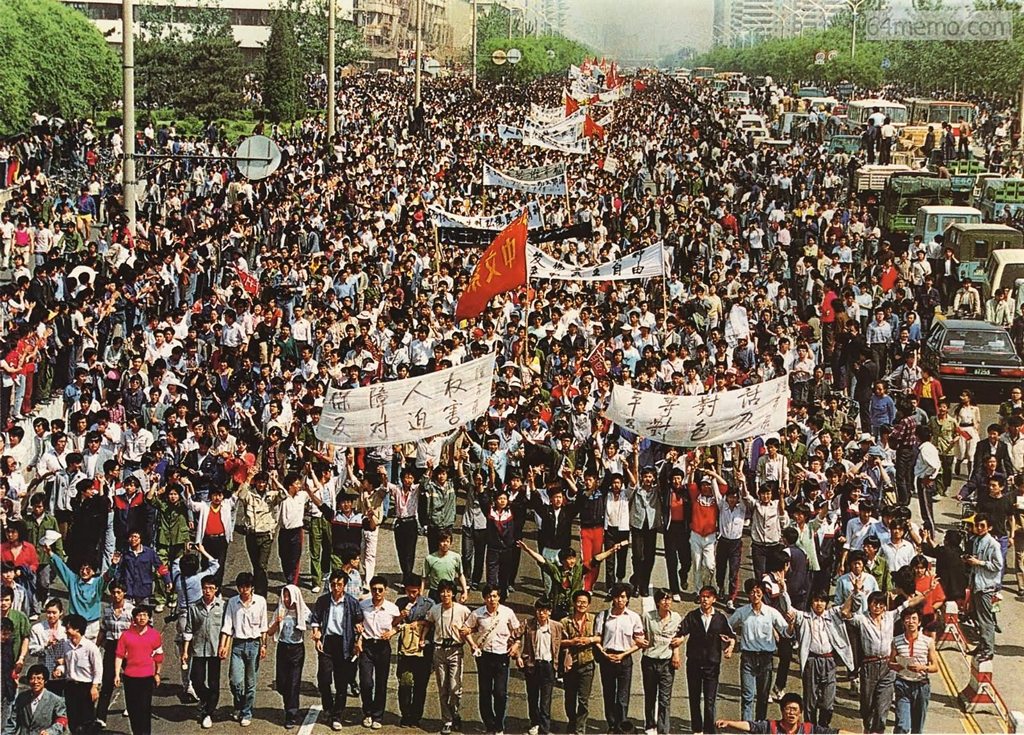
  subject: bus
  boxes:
[674,67,692,81]
[846,99,908,128]
[692,66,715,80]
[907,99,976,127]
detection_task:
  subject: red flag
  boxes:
[607,63,619,89]
[455,212,529,322]
[583,115,605,140]
[586,342,608,378]
[235,267,259,296]
[565,90,580,117]
[632,79,647,92]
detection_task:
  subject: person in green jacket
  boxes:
[22,492,63,615]
[151,483,191,613]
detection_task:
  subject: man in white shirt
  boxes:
[358,576,400,728]
[462,585,521,735]
[218,572,268,726]
[60,613,103,734]
[913,424,942,532]
[594,584,647,734]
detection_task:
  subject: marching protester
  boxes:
[4,52,1024,735]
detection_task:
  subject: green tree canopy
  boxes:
[263,11,304,122]
[691,10,1024,98]
[134,0,246,118]
[274,0,368,76]
[0,0,119,134]
[477,34,591,83]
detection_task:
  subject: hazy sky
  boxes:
[563,0,715,60]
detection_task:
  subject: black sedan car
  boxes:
[921,319,1024,387]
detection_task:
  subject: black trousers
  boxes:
[687,660,721,734]
[278,527,304,586]
[65,680,97,734]
[525,660,555,734]
[477,652,510,733]
[663,524,692,594]
[122,675,154,735]
[604,528,629,587]
[599,653,633,732]
[317,636,357,721]
[245,531,273,598]
[394,518,419,580]
[96,640,118,720]
[397,651,431,724]
[485,546,516,596]
[190,656,221,718]
[203,534,229,586]
[461,527,487,584]
[359,640,392,721]
[715,537,743,602]
[276,642,304,720]
[630,527,657,594]
[564,661,595,734]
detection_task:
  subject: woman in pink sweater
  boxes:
[114,605,164,735]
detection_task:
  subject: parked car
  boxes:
[921,319,1024,387]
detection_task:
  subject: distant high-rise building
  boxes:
[726,0,846,45]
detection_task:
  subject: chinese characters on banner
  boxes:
[527,242,665,282]
[606,376,791,447]
[428,200,544,231]
[454,211,529,321]
[483,163,568,196]
[315,354,497,447]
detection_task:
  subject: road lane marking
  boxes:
[298,704,322,735]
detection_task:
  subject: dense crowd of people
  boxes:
[0,64,1022,735]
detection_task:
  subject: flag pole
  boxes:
[661,240,669,331]
[564,169,571,217]
[433,222,441,270]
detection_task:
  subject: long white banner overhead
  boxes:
[316,354,497,447]
[527,242,665,281]
[483,162,567,196]
[529,104,565,124]
[428,200,544,230]
[523,133,591,155]
[497,123,524,141]
[607,375,791,447]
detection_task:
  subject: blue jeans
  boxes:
[740,651,774,721]
[229,639,261,719]
[894,678,930,733]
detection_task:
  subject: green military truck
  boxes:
[879,172,952,241]
[973,178,1024,222]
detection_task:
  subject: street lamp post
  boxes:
[414,0,423,107]
[327,0,336,138]
[846,0,867,59]
[471,0,477,91]
[122,0,136,231]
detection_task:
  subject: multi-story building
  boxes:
[61,0,457,64]
[723,0,847,46]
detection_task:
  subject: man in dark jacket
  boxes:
[309,570,365,731]
[782,526,811,612]
[673,585,736,735]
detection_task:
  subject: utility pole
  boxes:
[327,0,336,138]
[122,0,136,232]
[471,0,477,91]
[414,0,422,107]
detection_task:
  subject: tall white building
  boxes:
[725,0,847,45]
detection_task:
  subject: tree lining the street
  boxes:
[0,0,119,135]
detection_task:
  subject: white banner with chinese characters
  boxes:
[483,162,567,196]
[529,104,565,124]
[315,354,496,446]
[522,132,591,155]
[606,375,790,447]
[527,242,665,282]
[428,200,544,231]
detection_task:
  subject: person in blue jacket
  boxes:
[111,529,171,605]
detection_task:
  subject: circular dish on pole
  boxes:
[491,49,507,65]
[235,135,282,180]
[506,48,522,65]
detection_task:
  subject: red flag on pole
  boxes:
[235,267,260,296]
[632,79,647,92]
[607,63,619,89]
[583,115,605,140]
[455,212,529,323]
[564,90,580,117]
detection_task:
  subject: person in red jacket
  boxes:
[688,467,727,592]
